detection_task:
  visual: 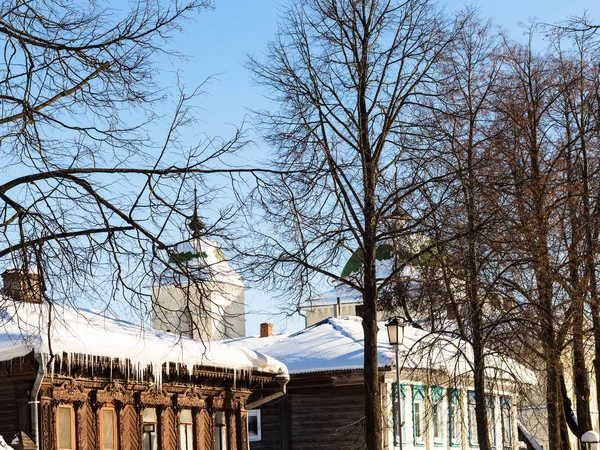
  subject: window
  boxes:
[431,387,444,445]
[486,396,496,449]
[413,385,425,445]
[57,406,75,450]
[448,389,461,446]
[501,397,512,450]
[215,411,227,450]
[468,391,478,447]
[180,409,194,450]
[392,383,406,446]
[248,410,261,442]
[143,408,158,450]
[101,407,117,450]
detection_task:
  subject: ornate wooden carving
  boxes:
[236,407,248,450]
[53,380,88,403]
[196,409,213,450]
[96,382,134,406]
[159,406,177,450]
[75,403,95,450]
[119,404,139,450]
[140,385,171,408]
[40,399,55,450]
[226,411,236,450]
[176,387,207,409]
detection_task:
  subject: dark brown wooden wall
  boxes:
[251,384,366,450]
[0,379,32,440]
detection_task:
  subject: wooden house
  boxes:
[229,317,536,450]
[0,273,288,450]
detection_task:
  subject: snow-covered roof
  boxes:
[0,299,286,383]
[227,316,535,384]
[301,265,419,308]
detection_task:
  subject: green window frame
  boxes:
[431,387,444,446]
[413,385,426,446]
[392,383,407,446]
[448,389,461,447]
[468,391,478,447]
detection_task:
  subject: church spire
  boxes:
[188,187,205,238]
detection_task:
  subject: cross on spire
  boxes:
[188,187,205,238]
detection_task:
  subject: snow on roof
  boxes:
[301,265,419,308]
[227,316,535,384]
[0,299,287,383]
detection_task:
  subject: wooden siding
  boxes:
[251,381,366,450]
[0,353,276,450]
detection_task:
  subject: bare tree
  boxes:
[245,0,449,448]
[0,0,263,333]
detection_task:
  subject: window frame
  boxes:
[180,409,194,450]
[448,389,461,447]
[56,405,76,450]
[392,383,407,447]
[214,411,227,450]
[468,391,479,447]
[248,410,261,442]
[431,387,444,446]
[100,405,118,450]
[412,385,426,446]
[500,396,512,450]
[142,408,158,450]
[486,395,496,450]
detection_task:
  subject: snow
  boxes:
[0,298,287,384]
[227,316,536,384]
[0,436,13,450]
[518,421,544,450]
[302,265,420,307]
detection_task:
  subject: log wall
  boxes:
[251,373,366,450]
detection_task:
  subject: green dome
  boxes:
[340,243,394,277]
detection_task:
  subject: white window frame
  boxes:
[248,410,262,442]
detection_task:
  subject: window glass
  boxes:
[501,397,512,450]
[58,406,73,450]
[432,387,444,443]
[102,409,116,450]
[448,389,461,446]
[413,386,425,444]
[215,411,227,450]
[468,391,478,446]
[248,410,261,442]
[486,396,496,448]
[143,408,157,450]
[180,409,194,450]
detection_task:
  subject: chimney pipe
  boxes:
[1,268,43,304]
[260,322,274,338]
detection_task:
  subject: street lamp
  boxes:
[386,317,406,449]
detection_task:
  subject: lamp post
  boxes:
[386,317,406,450]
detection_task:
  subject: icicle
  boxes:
[67,353,71,376]
[110,358,113,380]
[233,368,237,389]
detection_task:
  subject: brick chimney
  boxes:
[1,268,43,303]
[260,322,274,338]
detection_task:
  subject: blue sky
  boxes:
[159,0,600,335]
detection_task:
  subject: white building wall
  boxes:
[383,379,519,450]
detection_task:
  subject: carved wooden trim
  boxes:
[53,380,88,403]
[236,407,248,450]
[139,385,172,408]
[226,410,236,450]
[176,387,207,409]
[96,382,134,406]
